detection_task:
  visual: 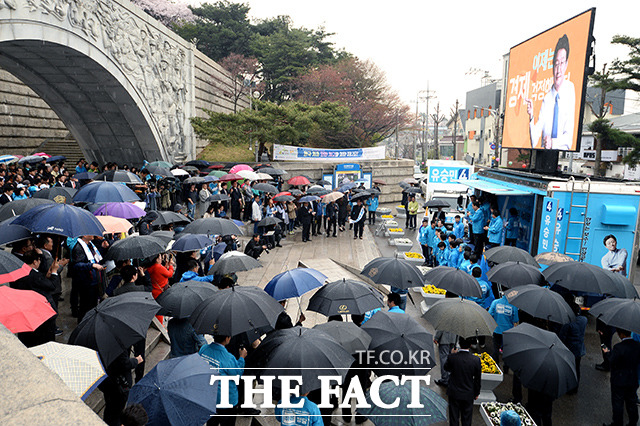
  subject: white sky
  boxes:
[186,1,640,115]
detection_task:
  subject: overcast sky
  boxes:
[187,1,640,115]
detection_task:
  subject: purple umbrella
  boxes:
[93,202,146,219]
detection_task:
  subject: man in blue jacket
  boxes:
[418,218,431,266]
[200,334,249,425]
[367,194,379,225]
[180,259,215,283]
[466,202,485,256]
[484,209,504,249]
[275,393,323,426]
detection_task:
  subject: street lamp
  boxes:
[416,86,436,165]
[472,105,503,167]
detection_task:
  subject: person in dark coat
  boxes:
[229,181,243,220]
[11,249,60,347]
[274,300,304,330]
[71,235,105,322]
[99,350,143,426]
[325,200,338,237]
[297,202,314,242]
[444,336,481,426]
[603,328,640,426]
[337,196,348,232]
[557,298,587,393]
[244,234,267,259]
[350,199,366,240]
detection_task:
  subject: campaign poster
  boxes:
[503,9,595,152]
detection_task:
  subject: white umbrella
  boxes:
[171,168,190,177]
[237,170,260,181]
[322,192,344,203]
[256,172,273,180]
[29,342,106,400]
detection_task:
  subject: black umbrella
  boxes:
[423,297,497,338]
[69,292,161,367]
[150,230,175,245]
[484,246,540,267]
[424,199,449,208]
[182,218,243,236]
[257,167,286,176]
[206,193,231,202]
[32,187,77,204]
[405,187,423,194]
[190,286,282,338]
[0,249,32,285]
[156,280,218,319]
[486,261,546,288]
[362,311,436,376]
[589,297,640,335]
[366,187,381,194]
[306,185,324,194]
[503,323,577,399]
[351,192,371,201]
[313,321,372,355]
[253,183,278,194]
[152,211,191,227]
[185,160,210,168]
[106,235,167,261]
[145,164,173,178]
[308,278,385,316]
[423,266,482,297]
[543,261,618,295]
[171,234,214,252]
[608,273,639,298]
[184,177,206,185]
[361,257,425,290]
[257,216,282,228]
[505,285,575,324]
[0,198,54,221]
[398,181,411,190]
[316,179,331,186]
[74,172,97,180]
[208,251,261,276]
[181,165,199,173]
[246,326,353,394]
[290,189,303,196]
[0,217,33,246]
[273,195,294,203]
[94,170,142,184]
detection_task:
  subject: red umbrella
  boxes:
[275,191,292,197]
[218,173,244,182]
[0,250,32,284]
[288,176,310,186]
[0,286,57,333]
[229,164,253,174]
[207,164,225,169]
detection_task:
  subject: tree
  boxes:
[190,100,350,157]
[219,53,261,113]
[610,35,640,93]
[587,64,618,176]
[588,118,639,166]
[293,57,410,148]
[130,0,195,26]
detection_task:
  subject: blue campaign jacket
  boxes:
[453,221,465,239]
[180,270,215,283]
[199,343,245,406]
[487,216,504,244]
[505,216,519,239]
[468,209,485,235]
[367,196,379,212]
[418,225,430,245]
[275,396,323,426]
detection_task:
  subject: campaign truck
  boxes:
[460,168,640,286]
[420,160,474,227]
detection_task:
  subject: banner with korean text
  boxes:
[273,144,386,162]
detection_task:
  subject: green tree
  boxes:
[610,35,640,92]
[190,100,350,157]
[588,118,639,166]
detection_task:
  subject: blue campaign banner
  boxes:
[537,197,558,254]
[273,144,385,161]
[428,166,471,184]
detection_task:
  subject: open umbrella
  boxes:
[152,211,191,227]
[505,285,575,324]
[150,230,175,245]
[128,354,216,426]
[288,176,310,186]
[206,193,231,202]
[29,342,106,401]
[106,235,166,261]
[145,164,173,178]
[313,321,371,355]
[486,261,546,288]
[93,202,146,219]
[321,192,344,203]
[306,185,324,194]
[246,326,353,394]
[253,183,278,194]
[299,195,320,203]
[0,217,33,246]
[96,216,133,235]
[190,286,282,337]
[69,292,161,367]
[74,172,97,180]
[589,297,640,335]
[46,155,66,163]
[208,170,227,178]
[18,155,46,164]
[398,181,411,190]
[405,187,423,194]
[264,268,327,301]
[218,173,243,182]
[316,179,331,186]
[543,261,619,295]
[229,164,253,174]
[258,167,286,176]
[608,273,639,298]
[0,286,56,332]
[360,382,447,426]
[182,218,243,236]
[290,189,303,196]
[308,278,385,316]
[184,176,206,185]
[423,267,482,297]
[171,168,189,177]
[171,234,214,252]
[156,281,218,319]
[350,192,371,201]
[534,251,575,266]
[73,181,140,204]
[208,251,261,276]
[94,170,142,184]
[236,170,260,181]
[204,175,220,183]
[422,297,497,338]
[147,161,173,169]
[503,323,577,399]
[186,160,210,168]
[484,246,540,267]
[257,216,282,228]
[424,199,450,208]
[366,187,381,194]
[361,257,425,290]
[32,187,77,204]
[274,195,294,203]
[372,179,387,185]
[403,178,418,184]
[0,154,18,163]
[362,311,436,376]
[13,203,105,238]
[0,198,54,221]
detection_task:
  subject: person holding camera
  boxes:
[148,252,175,300]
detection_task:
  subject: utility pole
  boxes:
[451,99,459,160]
[420,83,436,165]
[395,109,399,159]
[431,103,446,160]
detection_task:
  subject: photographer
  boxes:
[244,234,268,259]
[145,181,160,211]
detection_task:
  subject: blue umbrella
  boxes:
[212,242,227,261]
[74,172,97,180]
[264,268,327,301]
[46,155,66,163]
[203,175,219,183]
[0,217,32,245]
[128,354,217,426]
[73,181,140,204]
[299,195,320,203]
[338,182,356,192]
[171,234,214,252]
[13,203,105,238]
